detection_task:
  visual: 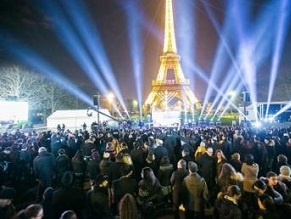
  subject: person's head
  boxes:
[277,154,288,164]
[38,147,47,154]
[280,165,291,177]
[266,172,278,186]
[253,179,267,195]
[122,153,133,165]
[219,163,236,178]
[177,159,187,170]
[188,161,198,174]
[118,193,139,219]
[244,154,255,165]
[257,194,275,211]
[24,204,43,219]
[42,187,54,201]
[231,153,240,161]
[160,156,170,166]
[60,210,77,219]
[215,149,226,160]
[146,152,155,163]
[141,167,156,184]
[225,185,241,201]
[155,139,163,147]
[206,147,214,157]
[182,148,189,157]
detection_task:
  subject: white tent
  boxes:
[46,109,112,130]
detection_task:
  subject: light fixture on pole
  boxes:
[93,92,101,124]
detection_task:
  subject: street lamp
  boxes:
[93,93,101,124]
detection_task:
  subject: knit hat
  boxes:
[0,187,16,200]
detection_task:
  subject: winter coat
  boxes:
[181,172,209,212]
[33,151,56,187]
[241,163,259,193]
[215,197,242,219]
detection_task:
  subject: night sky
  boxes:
[0,0,291,102]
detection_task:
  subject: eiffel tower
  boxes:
[143,0,198,113]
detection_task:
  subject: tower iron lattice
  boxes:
[143,0,198,113]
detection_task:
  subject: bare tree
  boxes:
[0,65,83,120]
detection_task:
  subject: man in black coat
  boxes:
[33,147,56,200]
[52,171,84,218]
[111,165,138,215]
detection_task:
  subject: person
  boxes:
[117,193,140,219]
[83,174,111,219]
[252,179,283,204]
[39,187,54,219]
[157,156,173,202]
[137,167,163,219]
[71,149,87,190]
[0,187,17,219]
[33,147,56,201]
[240,154,259,218]
[196,147,216,203]
[60,210,77,219]
[52,171,84,218]
[81,135,97,158]
[229,153,242,173]
[181,161,209,219]
[108,152,125,186]
[278,165,291,189]
[255,194,280,219]
[214,185,242,219]
[153,139,168,167]
[194,141,207,160]
[55,148,72,187]
[143,152,157,175]
[181,148,193,164]
[264,171,289,202]
[214,149,227,180]
[170,159,188,219]
[217,163,244,192]
[111,165,138,216]
[13,204,43,219]
[86,149,101,185]
[274,154,289,175]
[99,152,112,178]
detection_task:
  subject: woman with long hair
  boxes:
[217,163,244,192]
[215,149,227,180]
[118,193,140,219]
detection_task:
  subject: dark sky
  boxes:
[0,0,291,102]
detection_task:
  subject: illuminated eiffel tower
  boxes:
[143,0,198,113]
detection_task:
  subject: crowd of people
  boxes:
[1,123,291,219]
